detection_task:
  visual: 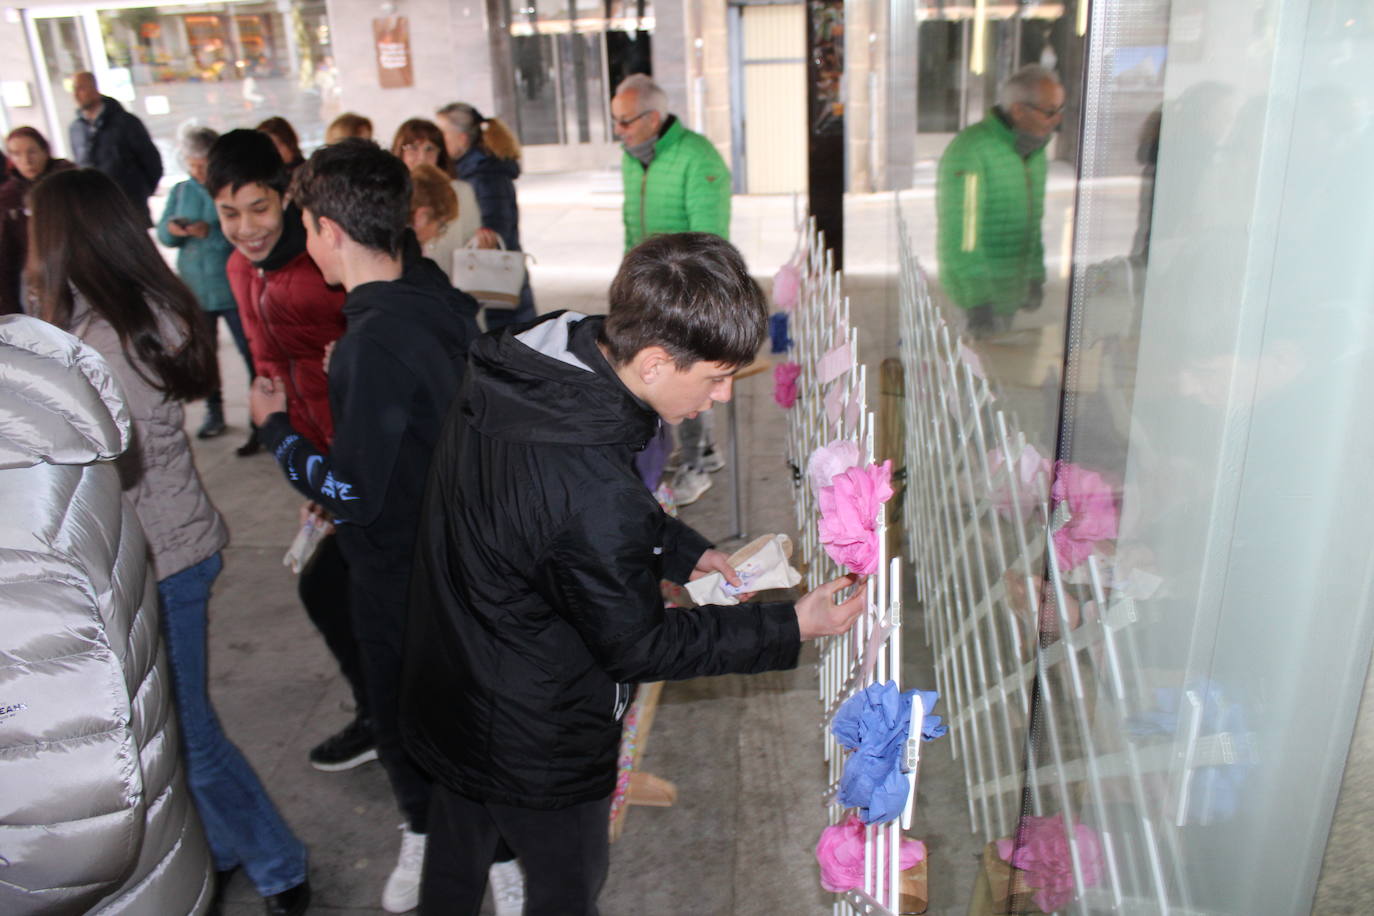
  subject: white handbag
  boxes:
[452,235,532,309]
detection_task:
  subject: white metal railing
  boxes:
[784,219,912,915]
[894,204,1217,913]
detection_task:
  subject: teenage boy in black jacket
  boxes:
[402,232,867,914]
[249,139,480,914]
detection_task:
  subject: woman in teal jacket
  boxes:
[157,126,246,439]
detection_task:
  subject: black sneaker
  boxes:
[197,409,227,440]
[235,426,261,457]
[309,717,378,772]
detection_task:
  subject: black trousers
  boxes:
[420,784,611,915]
[349,565,433,832]
[297,533,368,716]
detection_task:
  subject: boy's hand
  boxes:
[250,376,288,426]
[795,574,867,640]
[689,548,742,588]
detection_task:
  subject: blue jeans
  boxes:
[159,552,308,896]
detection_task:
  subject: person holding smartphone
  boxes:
[156,125,244,440]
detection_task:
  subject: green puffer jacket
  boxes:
[622,117,731,250]
[156,178,236,313]
[935,112,1047,313]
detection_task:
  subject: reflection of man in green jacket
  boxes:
[937,65,1063,338]
[613,73,733,504]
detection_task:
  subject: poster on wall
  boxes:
[809,0,843,136]
[373,16,413,89]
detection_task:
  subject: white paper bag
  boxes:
[685,533,802,606]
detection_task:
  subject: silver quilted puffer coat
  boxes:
[0,315,212,914]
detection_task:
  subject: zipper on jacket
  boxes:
[639,170,648,243]
[255,266,323,446]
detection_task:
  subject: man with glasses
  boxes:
[611,73,733,505]
[937,64,1064,339]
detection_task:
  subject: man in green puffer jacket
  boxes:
[937,64,1064,338]
[613,73,733,504]
[614,73,731,251]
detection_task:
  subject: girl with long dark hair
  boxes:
[30,168,311,916]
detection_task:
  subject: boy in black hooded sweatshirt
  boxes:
[250,138,480,914]
[402,232,867,914]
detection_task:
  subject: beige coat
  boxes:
[69,297,228,580]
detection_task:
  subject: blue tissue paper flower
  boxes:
[769,312,792,354]
[832,682,947,825]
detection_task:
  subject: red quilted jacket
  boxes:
[227,224,345,451]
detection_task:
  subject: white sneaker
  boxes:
[699,448,726,473]
[672,467,712,507]
[488,859,526,916]
[382,824,426,913]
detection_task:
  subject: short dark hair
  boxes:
[256,116,302,164]
[290,138,411,256]
[602,233,766,368]
[206,128,288,199]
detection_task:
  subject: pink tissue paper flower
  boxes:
[773,362,802,409]
[807,438,863,494]
[818,461,894,576]
[773,261,801,311]
[995,815,1104,913]
[1050,461,1119,572]
[816,814,926,894]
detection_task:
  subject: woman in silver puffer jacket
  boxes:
[0,314,212,914]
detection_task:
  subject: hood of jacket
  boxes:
[455,146,521,182]
[254,202,309,271]
[0,314,129,469]
[463,310,658,449]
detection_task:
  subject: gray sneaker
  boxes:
[672,467,713,506]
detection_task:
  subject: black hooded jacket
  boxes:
[402,311,801,809]
[257,241,479,579]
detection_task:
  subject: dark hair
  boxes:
[602,233,766,369]
[256,116,303,164]
[206,128,288,199]
[290,138,411,256]
[29,169,217,401]
[391,117,451,172]
[6,126,52,157]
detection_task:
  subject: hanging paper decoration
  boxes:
[769,312,793,354]
[818,460,893,576]
[773,259,802,311]
[831,681,946,824]
[815,813,926,893]
[806,438,862,496]
[1050,460,1118,571]
[773,362,802,409]
[995,814,1104,913]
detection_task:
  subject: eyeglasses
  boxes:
[614,110,652,129]
[1024,102,1065,118]
[400,141,439,154]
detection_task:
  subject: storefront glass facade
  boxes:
[27,0,333,173]
[504,0,652,147]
